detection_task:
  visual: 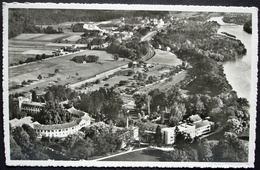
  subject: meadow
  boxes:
[9,50,128,94]
[146,50,182,66]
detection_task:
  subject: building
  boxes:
[33,107,94,138]
[20,101,45,115]
[161,114,214,145]
[161,127,176,145]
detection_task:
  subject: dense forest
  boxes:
[9,8,168,39]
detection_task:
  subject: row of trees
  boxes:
[71,55,99,63]
[10,53,53,67]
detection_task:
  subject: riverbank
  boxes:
[210,16,252,100]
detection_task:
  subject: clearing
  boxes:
[146,50,182,66]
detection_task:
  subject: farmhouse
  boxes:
[32,107,94,138]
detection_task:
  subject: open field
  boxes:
[13,33,46,40]
[147,50,182,66]
[9,50,128,94]
[8,32,85,66]
[63,35,81,42]
[101,148,166,161]
[33,34,69,41]
[21,49,53,55]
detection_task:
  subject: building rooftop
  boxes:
[22,101,45,107]
[193,120,211,129]
[188,114,202,123]
[33,119,81,130]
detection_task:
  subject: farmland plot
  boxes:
[9,50,129,94]
[21,49,53,55]
[33,34,68,41]
[13,33,46,40]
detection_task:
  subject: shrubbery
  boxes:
[71,55,99,63]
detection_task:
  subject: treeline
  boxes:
[10,53,53,66]
[243,20,252,34]
[71,55,99,63]
[163,132,248,162]
[223,13,251,25]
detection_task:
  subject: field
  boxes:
[101,148,166,161]
[13,33,46,40]
[21,49,53,55]
[33,34,69,41]
[8,32,85,66]
[147,50,182,66]
[63,35,81,42]
[9,50,129,94]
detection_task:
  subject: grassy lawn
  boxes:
[101,148,167,161]
[9,50,128,94]
[13,33,46,40]
[147,50,182,66]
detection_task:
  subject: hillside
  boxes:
[9,9,169,39]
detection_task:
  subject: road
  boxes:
[141,31,157,42]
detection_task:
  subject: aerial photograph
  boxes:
[3,3,258,168]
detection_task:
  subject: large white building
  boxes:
[32,107,94,138]
[161,114,214,145]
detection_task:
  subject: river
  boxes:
[209,17,252,100]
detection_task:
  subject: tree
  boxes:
[22,124,37,142]
[35,54,42,61]
[154,125,162,146]
[114,54,119,61]
[133,92,147,112]
[68,137,94,160]
[37,74,42,80]
[44,91,55,102]
[31,90,37,102]
[163,147,199,162]
[213,132,248,162]
[169,102,186,127]
[12,127,31,150]
[10,135,28,160]
[54,68,60,74]
[196,138,213,161]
